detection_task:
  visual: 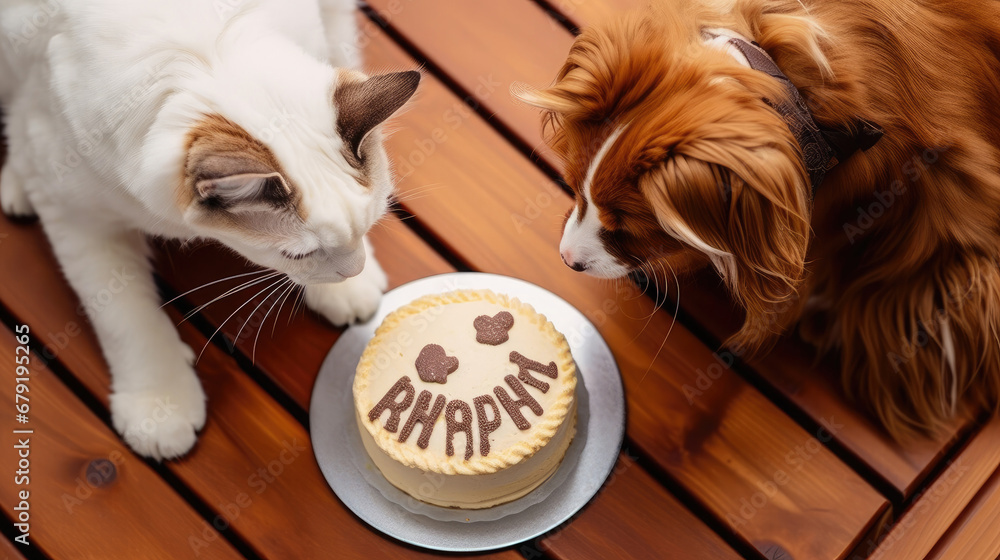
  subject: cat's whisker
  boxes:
[284,284,306,327]
[392,192,437,205]
[393,184,447,203]
[179,271,282,324]
[271,281,298,336]
[255,279,296,362]
[195,275,286,365]
[392,182,444,198]
[180,271,282,324]
[232,276,290,354]
[371,215,392,231]
[380,124,403,140]
[289,284,307,322]
[159,268,270,308]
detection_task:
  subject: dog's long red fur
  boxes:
[520,0,1000,438]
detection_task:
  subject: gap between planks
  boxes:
[357,0,977,515]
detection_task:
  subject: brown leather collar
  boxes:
[723,36,884,193]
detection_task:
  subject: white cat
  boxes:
[0,0,418,459]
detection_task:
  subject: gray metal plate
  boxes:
[309,273,625,552]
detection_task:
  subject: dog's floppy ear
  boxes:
[640,122,811,352]
[511,82,581,114]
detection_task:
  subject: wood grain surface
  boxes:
[871,420,1000,560]
[356,16,887,560]
[0,325,244,560]
[0,0,994,556]
[539,0,645,31]
[0,213,512,560]
[148,140,740,560]
[363,0,970,504]
[146,14,890,557]
[0,140,732,559]
[537,453,741,560]
[928,462,1000,560]
[675,270,971,502]
[0,531,27,560]
[121,13,883,553]
[366,0,569,171]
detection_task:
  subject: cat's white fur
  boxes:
[0,0,403,459]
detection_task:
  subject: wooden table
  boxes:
[2,2,999,558]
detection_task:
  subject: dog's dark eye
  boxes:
[600,208,627,230]
[598,227,642,265]
[600,227,623,244]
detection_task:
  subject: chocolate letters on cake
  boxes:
[399,390,447,448]
[367,376,415,432]
[473,394,502,457]
[445,400,474,460]
[370,346,559,457]
[366,296,566,461]
[494,375,543,430]
[510,351,558,393]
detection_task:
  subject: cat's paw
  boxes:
[109,371,207,461]
[304,260,387,326]
[0,165,35,217]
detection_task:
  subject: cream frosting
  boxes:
[353,289,577,509]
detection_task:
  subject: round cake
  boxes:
[353,289,577,509]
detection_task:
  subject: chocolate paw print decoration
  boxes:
[474,311,515,345]
[415,344,459,384]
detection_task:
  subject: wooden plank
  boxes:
[135,21,751,560]
[0,325,244,560]
[139,15,881,556]
[165,314,498,560]
[536,453,740,559]
[366,0,568,172]
[0,215,510,559]
[0,531,28,560]
[0,192,734,560]
[0,51,736,560]
[148,108,740,560]
[928,464,1000,560]
[677,271,971,500]
[539,0,644,31]
[868,420,1000,560]
[354,17,887,560]
[155,248,743,560]
[364,0,967,503]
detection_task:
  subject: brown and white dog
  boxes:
[516,0,1000,438]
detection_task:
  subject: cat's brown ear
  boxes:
[335,70,420,159]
